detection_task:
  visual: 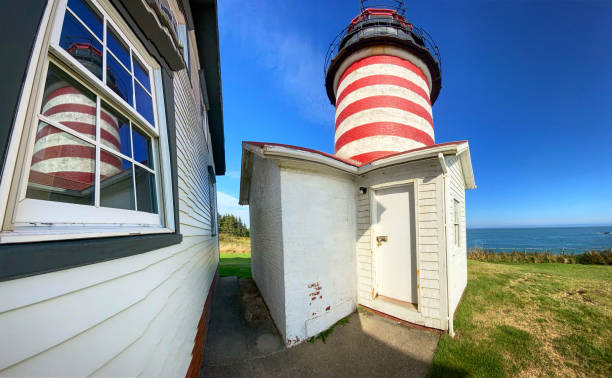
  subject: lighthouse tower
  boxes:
[325,2,442,164]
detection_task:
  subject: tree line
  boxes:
[218,213,250,237]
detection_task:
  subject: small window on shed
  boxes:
[454,199,460,247]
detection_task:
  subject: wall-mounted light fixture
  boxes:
[359,187,367,195]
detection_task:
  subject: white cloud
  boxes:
[217,191,250,227]
[219,0,334,127]
[224,170,241,179]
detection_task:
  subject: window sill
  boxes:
[0,226,172,244]
[0,231,182,282]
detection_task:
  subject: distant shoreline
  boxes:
[468,225,612,230]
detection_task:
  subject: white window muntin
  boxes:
[49,0,158,135]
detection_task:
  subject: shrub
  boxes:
[467,248,611,265]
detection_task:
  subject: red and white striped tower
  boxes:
[31,85,122,191]
[30,44,122,192]
[325,7,442,164]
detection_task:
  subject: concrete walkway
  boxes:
[199,277,440,377]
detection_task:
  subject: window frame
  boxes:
[208,165,217,237]
[0,0,179,247]
[11,58,163,228]
[453,198,460,247]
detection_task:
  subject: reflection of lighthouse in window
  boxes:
[34,78,122,187]
[27,42,125,204]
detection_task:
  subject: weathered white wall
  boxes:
[249,156,286,335]
[279,162,357,345]
[0,48,219,377]
[355,158,447,330]
[445,155,467,313]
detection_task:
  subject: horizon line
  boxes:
[467,223,612,230]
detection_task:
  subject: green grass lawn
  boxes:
[218,233,252,278]
[217,235,611,376]
[429,261,612,377]
[219,253,252,278]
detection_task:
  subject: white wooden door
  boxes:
[373,184,417,304]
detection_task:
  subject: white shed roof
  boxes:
[240,141,476,204]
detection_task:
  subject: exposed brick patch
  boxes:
[307,282,323,305]
[185,268,218,378]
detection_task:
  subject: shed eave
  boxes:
[358,144,459,174]
[456,143,476,189]
[239,141,476,202]
[261,146,359,174]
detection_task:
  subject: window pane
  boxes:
[107,53,133,105]
[100,153,135,210]
[135,166,157,213]
[59,11,103,79]
[455,224,460,246]
[133,55,150,91]
[106,26,131,69]
[67,0,103,40]
[40,65,97,140]
[101,102,131,157]
[132,127,153,168]
[135,83,154,124]
[26,122,95,205]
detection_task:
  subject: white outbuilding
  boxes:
[239,141,475,346]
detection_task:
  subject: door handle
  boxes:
[376,235,388,247]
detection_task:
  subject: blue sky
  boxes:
[214,0,612,228]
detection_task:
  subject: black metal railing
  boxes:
[324,15,442,77]
[411,25,442,69]
[359,0,407,16]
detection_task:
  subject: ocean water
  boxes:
[467,226,612,253]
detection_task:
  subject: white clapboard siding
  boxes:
[0,53,219,377]
[355,158,447,329]
[445,155,467,314]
